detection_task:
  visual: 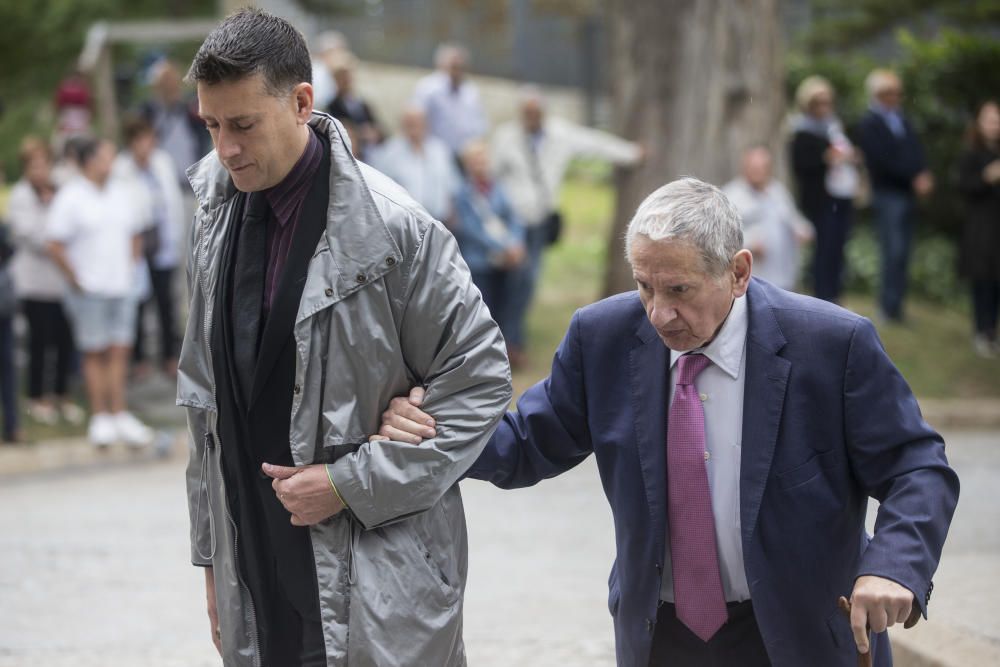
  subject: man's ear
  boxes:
[731,249,753,296]
[292,82,314,123]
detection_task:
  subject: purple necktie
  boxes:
[667,353,728,642]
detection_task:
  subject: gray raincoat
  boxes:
[177,113,512,666]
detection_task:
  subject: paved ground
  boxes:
[0,428,995,666]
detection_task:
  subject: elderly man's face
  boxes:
[876,78,903,110]
[401,110,426,143]
[742,148,773,191]
[630,236,751,352]
[198,74,312,192]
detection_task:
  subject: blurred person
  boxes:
[139,59,210,190]
[310,30,348,110]
[181,10,510,665]
[368,105,459,223]
[8,138,81,426]
[0,220,20,443]
[51,134,90,187]
[378,177,960,667]
[957,100,1000,358]
[790,76,859,303]
[45,137,154,448]
[114,116,185,378]
[412,42,487,157]
[454,139,525,359]
[52,69,92,145]
[857,69,934,323]
[492,85,643,357]
[326,53,382,159]
[723,146,813,292]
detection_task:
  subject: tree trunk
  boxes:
[602,0,786,296]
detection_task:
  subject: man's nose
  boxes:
[649,299,677,329]
[216,130,241,160]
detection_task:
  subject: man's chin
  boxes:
[658,332,697,352]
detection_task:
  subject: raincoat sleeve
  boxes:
[327,219,512,529]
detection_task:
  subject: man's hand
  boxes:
[370,386,435,444]
[912,170,934,198]
[262,463,345,526]
[849,575,918,654]
[205,567,222,656]
[983,159,1000,185]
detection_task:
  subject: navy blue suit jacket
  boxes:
[857,110,927,194]
[467,279,959,666]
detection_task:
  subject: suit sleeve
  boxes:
[327,220,512,529]
[845,317,960,617]
[466,309,594,488]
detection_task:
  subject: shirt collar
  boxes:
[669,294,748,380]
[264,126,322,228]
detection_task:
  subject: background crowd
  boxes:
[0,20,997,449]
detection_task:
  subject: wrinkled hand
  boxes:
[849,576,919,654]
[370,386,435,444]
[262,463,345,526]
[505,243,527,269]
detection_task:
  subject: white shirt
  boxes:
[412,71,487,153]
[367,135,460,222]
[491,117,641,226]
[661,294,751,603]
[7,180,68,300]
[45,176,146,297]
[723,178,812,291]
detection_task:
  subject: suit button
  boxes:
[356,273,366,284]
[386,256,396,266]
[325,287,333,297]
[646,619,655,634]
[293,384,301,394]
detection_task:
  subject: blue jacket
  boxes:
[453,179,524,273]
[467,279,959,666]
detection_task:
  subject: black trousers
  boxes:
[649,601,771,667]
[134,266,178,364]
[21,299,74,399]
[811,197,853,303]
[972,278,1000,337]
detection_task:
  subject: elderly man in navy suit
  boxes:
[376,177,959,666]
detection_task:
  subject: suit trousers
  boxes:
[649,600,771,667]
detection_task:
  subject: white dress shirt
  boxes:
[367,135,460,222]
[661,294,751,603]
[412,71,487,154]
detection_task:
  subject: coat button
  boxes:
[386,256,396,266]
[293,384,301,394]
[324,287,333,297]
[356,273,366,284]
[646,619,655,634]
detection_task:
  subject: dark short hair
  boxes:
[186,8,311,96]
[74,136,104,168]
[122,114,155,146]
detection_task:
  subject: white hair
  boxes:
[865,68,901,102]
[625,177,744,276]
[518,84,546,108]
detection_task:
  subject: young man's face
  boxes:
[197,73,312,192]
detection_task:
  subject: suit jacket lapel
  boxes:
[250,143,332,407]
[740,280,791,550]
[630,315,669,561]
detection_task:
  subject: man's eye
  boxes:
[205,123,219,131]
[636,280,650,291]
[671,285,689,294]
[234,123,254,132]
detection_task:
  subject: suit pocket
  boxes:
[775,449,841,491]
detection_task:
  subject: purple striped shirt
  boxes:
[261,127,323,314]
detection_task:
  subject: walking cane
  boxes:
[837,596,921,667]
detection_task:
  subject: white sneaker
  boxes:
[973,335,997,359]
[113,411,154,447]
[88,413,116,447]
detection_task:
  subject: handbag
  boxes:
[543,210,563,246]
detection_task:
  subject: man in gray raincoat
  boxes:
[177,9,511,666]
